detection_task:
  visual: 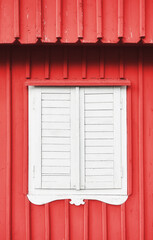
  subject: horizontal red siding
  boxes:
[0,0,153,44]
[0,45,153,239]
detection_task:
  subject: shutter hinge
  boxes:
[33,165,35,178]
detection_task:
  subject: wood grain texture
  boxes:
[0,0,153,43]
[36,0,42,39]
[0,46,152,239]
[138,48,144,240]
[77,0,83,38]
[56,0,62,38]
[118,0,123,38]
[84,200,89,240]
[45,204,50,240]
[6,49,12,240]
[121,203,126,240]
[26,49,31,79]
[14,0,20,38]
[44,48,50,79]
[65,200,70,240]
[102,203,107,240]
[96,0,102,39]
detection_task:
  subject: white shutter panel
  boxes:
[41,88,72,189]
[84,87,122,189]
[30,87,75,190]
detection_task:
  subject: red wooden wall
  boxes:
[0,0,152,43]
[0,45,153,240]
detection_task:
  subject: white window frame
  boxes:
[28,86,128,206]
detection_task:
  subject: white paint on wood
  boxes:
[113,87,122,188]
[28,194,128,206]
[75,87,81,190]
[70,88,77,189]
[28,86,127,206]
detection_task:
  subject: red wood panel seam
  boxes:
[6,49,12,240]
[118,0,123,38]
[119,47,124,79]
[45,204,50,240]
[26,49,31,79]
[121,203,126,240]
[84,200,88,240]
[100,48,105,78]
[23,78,30,240]
[63,48,68,79]
[45,47,50,79]
[56,0,62,39]
[65,200,69,240]
[96,0,102,39]
[138,48,144,240]
[14,0,20,39]
[23,83,28,194]
[82,48,86,79]
[140,0,145,38]
[102,203,107,240]
[77,0,83,39]
[25,198,30,240]
[127,86,132,195]
[36,0,42,39]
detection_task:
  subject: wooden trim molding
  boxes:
[25,79,131,86]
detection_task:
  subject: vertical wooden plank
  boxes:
[120,48,124,79]
[82,48,87,79]
[44,47,50,79]
[26,49,31,79]
[100,48,105,78]
[56,0,62,39]
[139,48,144,240]
[63,48,68,79]
[140,0,145,38]
[96,0,102,39]
[23,83,28,194]
[45,204,50,240]
[65,200,69,240]
[102,203,107,240]
[80,88,85,189]
[76,87,80,190]
[121,203,126,240]
[77,0,83,39]
[84,200,89,240]
[25,198,30,240]
[114,87,122,188]
[6,49,12,240]
[118,0,123,38]
[127,86,132,195]
[14,0,20,39]
[29,87,42,189]
[23,77,30,239]
[36,0,42,39]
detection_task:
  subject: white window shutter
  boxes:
[28,86,127,206]
[29,87,74,190]
[83,87,122,189]
[41,88,72,189]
